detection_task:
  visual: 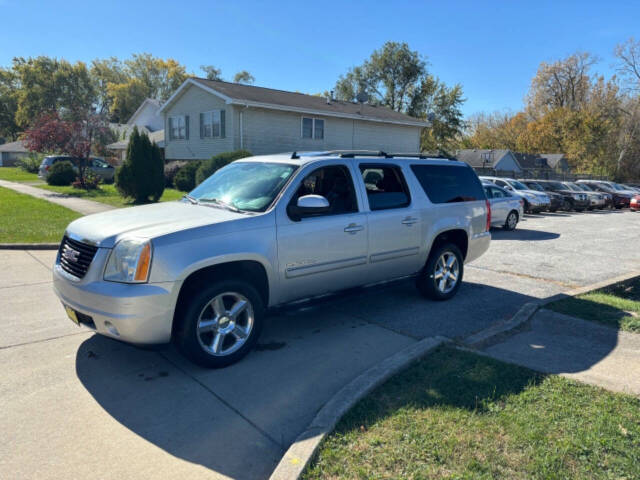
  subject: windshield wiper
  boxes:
[183,194,199,205]
[199,198,243,213]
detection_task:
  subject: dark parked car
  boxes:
[573,182,613,209]
[521,180,563,212]
[576,180,631,209]
[528,180,590,211]
[38,156,115,182]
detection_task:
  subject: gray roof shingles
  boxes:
[0,140,28,153]
[188,78,429,126]
[455,149,511,168]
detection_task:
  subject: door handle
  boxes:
[344,223,364,234]
[401,216,418,225]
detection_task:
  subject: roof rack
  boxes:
[322,150,392,158]
[296,150,459,161]
[388,152,458,161]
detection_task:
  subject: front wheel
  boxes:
[416,243,464,301]
[504,210,519,231]
[173,280,264,368]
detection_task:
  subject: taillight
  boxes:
[485,199,491,232]
[45,165,50,171]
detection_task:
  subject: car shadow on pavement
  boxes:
[490,228,560,241]
[74,279,558,478]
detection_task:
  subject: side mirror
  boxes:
[504,186,513,191]
[288,194,330,221]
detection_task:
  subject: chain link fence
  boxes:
[470,167,610,182]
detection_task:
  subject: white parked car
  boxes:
[53,151,491,367]
[480,176,551,213]
[482,183,524,230]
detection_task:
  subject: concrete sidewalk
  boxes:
[0,179,114,215]
[483,309,640,396]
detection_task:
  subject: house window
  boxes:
[169,115,188,140]
[301,117,324,140]
[200,110,226,138]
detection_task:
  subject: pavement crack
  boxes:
[467,265,579,289]
[157,351,286,452]
[0,331,90,350]
[26,250,54,271]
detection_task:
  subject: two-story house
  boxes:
[159,78,429,161]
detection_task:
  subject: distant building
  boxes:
[455,149,522,172]
[0,140,28,167]
[107,98,165,163]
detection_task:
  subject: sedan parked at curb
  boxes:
[53,151,491,368]
[483,183,524,230]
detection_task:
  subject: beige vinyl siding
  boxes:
[238,106,421,155]
[164,85,234,160]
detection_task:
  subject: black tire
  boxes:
[549,208,557,213]
[173,280,264,368]
[522,199,530,213]
[503,210,518,231]
[416,243,464,301]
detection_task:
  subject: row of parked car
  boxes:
[479,175,640,231]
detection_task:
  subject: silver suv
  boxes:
[53,151,491,367]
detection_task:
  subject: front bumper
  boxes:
[527,199,551,212]
[53,258,179,345]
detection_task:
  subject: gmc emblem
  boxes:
[63,246,80,262]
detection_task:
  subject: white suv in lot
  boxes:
[54,151,491,367]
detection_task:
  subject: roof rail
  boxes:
[322,150,392,158]
[387,152,459,161]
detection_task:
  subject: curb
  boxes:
[268,336,448,480]
[463,302,540,349]
[539,270,640,306]
[0,243,59,250]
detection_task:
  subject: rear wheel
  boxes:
[504,210,518,231]
[416,243,464,301]
[174,280,264,368]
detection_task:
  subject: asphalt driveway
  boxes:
[1,209,639,479]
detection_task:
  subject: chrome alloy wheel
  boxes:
[434,251,460,294]
[507,212,518,229]
[196,292,254,356]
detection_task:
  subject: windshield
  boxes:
[525,182,543,191]
[510,180,529,190]
[545,181,565,190]
[189,162,298,212]
[613,183,628,191]
[575,183,592,191]
[563,182,580,191]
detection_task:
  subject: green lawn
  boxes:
[304,347,640,480]
[547,276,640,333]
[0,167,40,183]
[0,186,81,243]
[37,183,183,207]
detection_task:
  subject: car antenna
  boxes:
[291,151,299,159]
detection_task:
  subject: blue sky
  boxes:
[1,0,638,117]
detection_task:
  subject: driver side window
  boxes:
[288,165,358,218]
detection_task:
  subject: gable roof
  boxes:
[538,153,566,168]
[0,140,28,153]
[513,152,550,169]
[127,98,162,128]
[160,77,430,127]
[455,149,515,168]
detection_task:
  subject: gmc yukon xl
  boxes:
[54,151,491,367]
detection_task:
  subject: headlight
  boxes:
[104,239,152,283]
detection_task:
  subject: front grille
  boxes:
[59,236,98,279]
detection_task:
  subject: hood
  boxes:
[65,201,247,248]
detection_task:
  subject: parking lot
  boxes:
[1,209,639,480]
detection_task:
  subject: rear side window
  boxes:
[411,164,485,204]
[359,164,411,210]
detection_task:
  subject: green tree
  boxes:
[333,42,465,150]
[201,65,222,81]
[12,56,95,128]
[115,127,164,202]
[233,70,254,84]
[0,67,19,140]
[90,57,127,116]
